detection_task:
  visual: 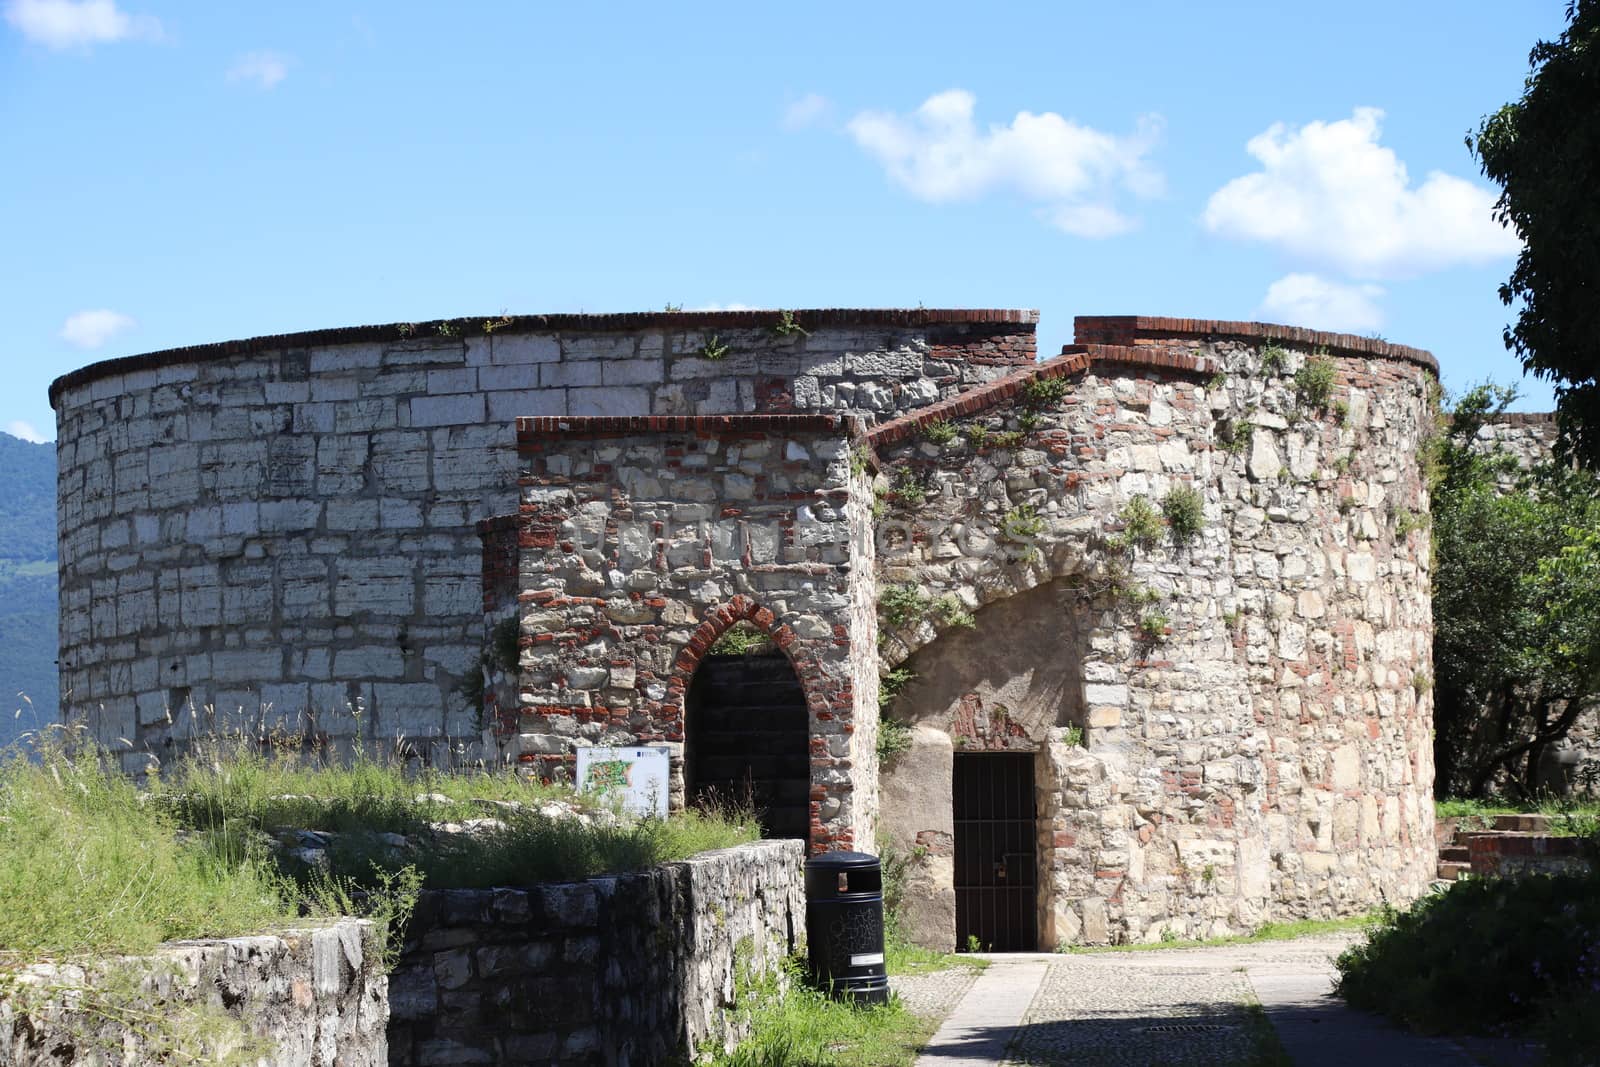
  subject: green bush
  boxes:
[1021,375,1070,408]
[1336,873,1600,1044]
[1161,486,1205,545]
[921,420,956,446]
[1112,495,1163,552]
[1294,354,1338,411]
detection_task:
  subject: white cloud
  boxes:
[227,50,290,89]
[59,308,134,349]
[6,421,48,444]
[3,0,160,49]
[782,93,830,131]
[1257,273,1385,334]
[846,89,1163,238]
[1203,107,1519,279]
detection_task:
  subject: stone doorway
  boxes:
[954,751,1039,951]
[684,650,811,842]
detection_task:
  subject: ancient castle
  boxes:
[53,309,1456,948]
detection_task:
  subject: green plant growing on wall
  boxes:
[921,419,957,446]
[1022,375,1070,409]
[1110,495,1163,552]
[1294,353,1338,412]
[878,584,931,629]
[932,595,976,630]
[663,302,683,312]
[848,445,872,478]
[967,424,991,451]
[1222,607,1242,629]
[1162,485,1205,545]
[1016,410,1042,433]
[1395,508,1430,539]
[870,486,888,522]
[771,309,809,339]
[1332,399,1350,426]
[1000,504,1045,543]
[1216,418,1254,455]
[700,335,731,361]
[1207,370,1229,391]
[877,717,914,764]
[708,622,771,656]
[482,313,514,334]
[1060,724,1085,747]
[890,468,927,507]
[1127,585,1163,609]
[1258,342,1288,375]
[879,666,915,710]
[1138,610,1172,642]
[436,320,460,338]
[990,430,1025,450]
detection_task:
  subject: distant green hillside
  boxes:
[0,432,57,748]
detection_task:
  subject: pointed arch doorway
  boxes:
[684,628,811,842]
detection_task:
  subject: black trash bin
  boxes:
[804,851,889,1004]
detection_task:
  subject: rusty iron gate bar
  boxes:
[954,751,1037,952]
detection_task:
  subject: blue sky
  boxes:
[0,1,1572,442]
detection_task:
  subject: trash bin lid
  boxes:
[804,850,879,871]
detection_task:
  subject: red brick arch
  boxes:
[668,595,835,720]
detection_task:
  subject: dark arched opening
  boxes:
[684,629,811,841]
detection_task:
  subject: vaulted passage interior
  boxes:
[685,651,811,842]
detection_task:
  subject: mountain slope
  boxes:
[0,433,57,748]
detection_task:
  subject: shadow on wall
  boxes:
[878,578,1089,952]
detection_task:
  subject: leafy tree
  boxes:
[1470,0,1600,467]
[1432,386,1600,796]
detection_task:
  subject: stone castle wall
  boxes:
[49,310,1033,770]
[506,414,876,850]
[0,919,386,1066]
[52,308,1447,946]
[872,319,1440,946]
[387,839,804,1066]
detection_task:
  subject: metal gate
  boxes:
[954,751,1037,951]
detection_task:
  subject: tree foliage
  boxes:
[1432,386,1600,796]
[1470,0,1600,467]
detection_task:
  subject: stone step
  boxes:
[1439,845,1470,862]
[1437,861,1471,880]
[1493,813,1555,833]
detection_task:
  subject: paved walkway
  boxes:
[903,934,1514,1066]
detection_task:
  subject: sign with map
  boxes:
[574,746,671,817]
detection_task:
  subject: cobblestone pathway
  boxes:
[891,965,985,1021]
[910,935,1494,1067]
[1004,961,1258,1066]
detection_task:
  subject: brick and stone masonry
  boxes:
[52,308,1454,947]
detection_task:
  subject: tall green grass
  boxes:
[709,960,934,1067]
[0,729,758,961]
[0,741,292,958]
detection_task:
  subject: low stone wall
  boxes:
[0,918,387,1066]
[388,839,805,1065]
[1467,832,1594,877]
